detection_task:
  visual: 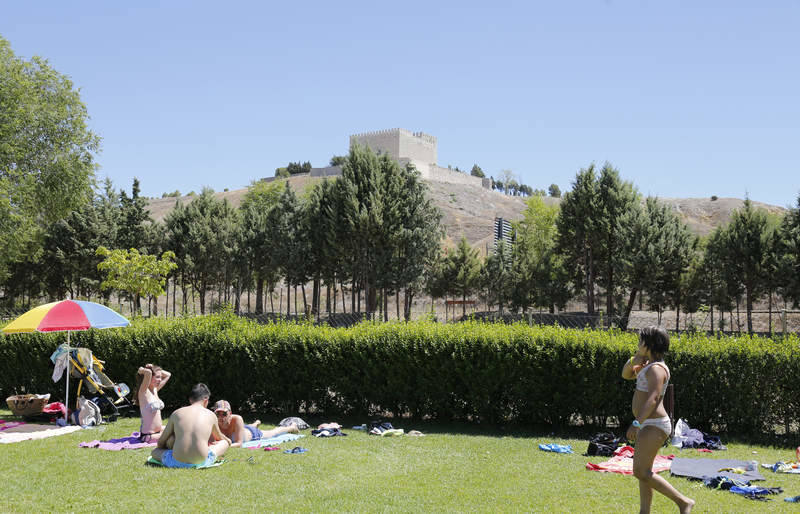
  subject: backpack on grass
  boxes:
[586,432,622,457]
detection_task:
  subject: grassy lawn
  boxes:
[3,410,800,513]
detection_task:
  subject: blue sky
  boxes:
[2,1,798,207]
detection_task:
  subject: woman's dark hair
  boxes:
[640,326,670,361]
[132,364,162,406]
[190,383,211,403]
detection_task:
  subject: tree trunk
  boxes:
[312,276,319,315]
[341,278,347,314]
[620,288,638,331]
[286,281,291,317]
[585,248,595,314]
[396,290,400,320]
[327,284,331,314]
[710,304,714,333]
[255,279,264,314]
[736,297,741,333]
[768,291,773,333]
[383,289,388,322]
[351,271,357,313]
[301,284,307,317]
[675,305,680,332]
[606,267,614,327]
[746,286,753,334]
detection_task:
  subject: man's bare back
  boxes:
[151,384,230,467]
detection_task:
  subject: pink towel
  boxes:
[79,433,157,450]
[0,420,26,432]
[586,446,674,475]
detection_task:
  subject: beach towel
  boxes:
[146,456,223,468]
[0,423,82,444]
[670,458,765,482]
[586,446,674,475]
[0,419,26,432]
[241,433,304,449]
[79,432,157,450]
[539,443,574,454]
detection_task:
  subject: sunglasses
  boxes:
[215,411,229,417]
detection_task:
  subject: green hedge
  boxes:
[1,315,798,437]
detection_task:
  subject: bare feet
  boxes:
[251,419,261,427]
[287,423,299,434]
[679,498,695,514]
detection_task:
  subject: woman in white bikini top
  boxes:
[621,326,694,513]
[635,361,670,398]
[135,363,171,441]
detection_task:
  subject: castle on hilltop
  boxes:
[349,128,490,189]
[265,128,491,189]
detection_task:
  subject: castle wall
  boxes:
[428,165,488,188]
[349,129,401,160]
[309,165,342,178]
[398,129,436,170]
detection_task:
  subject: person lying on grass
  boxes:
[151,383,231,468]
[622,326,694,514]
[211,399,299,447]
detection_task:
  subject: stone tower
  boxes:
[349,128,437,179]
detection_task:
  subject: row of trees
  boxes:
[4,150,800,332]
[428,163,800,333]
[3,35,799,332]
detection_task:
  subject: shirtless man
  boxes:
[212,400,298,447]
[151,384,230,468]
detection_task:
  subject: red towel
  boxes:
[586,446,674,475]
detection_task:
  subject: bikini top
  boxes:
[141,389,164,412]
[635,361,670,396]
[147,399,165,413]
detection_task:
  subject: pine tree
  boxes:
[446,237,482,317]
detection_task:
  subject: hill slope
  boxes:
[147,176,787,252]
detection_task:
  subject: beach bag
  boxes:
[6,394,50,417]
[71,397,102,426]
[586,432,621,457]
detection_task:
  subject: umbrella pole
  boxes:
[65,331,70,425]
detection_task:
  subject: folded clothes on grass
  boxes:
[763,461,800,474]
[241,432,304,449]
[284,446,308,454]
[539,443,574,454]
[312,428,347,437]
[79,432,157,450]
[278,417,310,430]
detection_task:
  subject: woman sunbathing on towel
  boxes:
[211,400,298,447]
[622,326,694,514]
[134,363,171,442]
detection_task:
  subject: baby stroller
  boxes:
[69,348,134,422]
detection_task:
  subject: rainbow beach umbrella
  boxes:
[2,300,130,334]
[2,300,130,424]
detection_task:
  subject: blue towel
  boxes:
[241,433,304,449]
[538,443,573,454]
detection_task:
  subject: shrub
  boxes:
[1,316,798,439]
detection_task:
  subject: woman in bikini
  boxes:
[622,326,694,514]
[134,363,171,442]
[211,400,298,447]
